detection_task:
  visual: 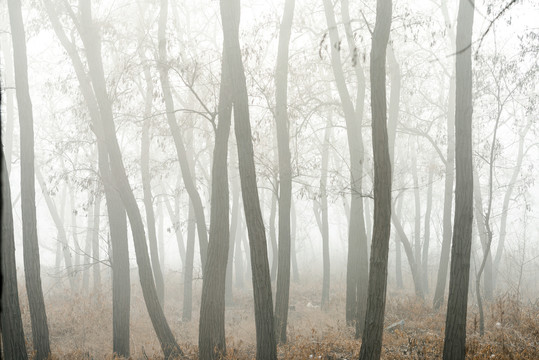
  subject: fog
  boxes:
[1,0,538,359]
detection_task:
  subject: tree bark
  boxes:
[358,0,392,358]
[422,165,434,293]
[221,1,277,358]
[1,134,28,360]
[443,0,474,357]
[7,0,52,357]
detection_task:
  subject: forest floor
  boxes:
[14,269,539,359]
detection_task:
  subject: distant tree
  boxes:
[1,133,28,360]
[443,0,475,357]
[7,0,51,358]
[358,0,392,358]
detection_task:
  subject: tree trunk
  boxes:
[82,190,95,293]
[42,1,131,354]
[442,0,474,357]
[157,0,208,272]
[395,195,404,289]
[433,0,456,312]
[269,185,278,281]
[79,1,182,356]
[36,169,76,291]
[358,0,392,358]
[291,198,299,283]
[422,165,434,293]
[273,0,295,344]
[226,170,241,305]
[1,134,28,360]
[222,1,277,358]
[322,0,368,328]
[412,151,422,267]
[7,0,52,357]
[91,192,102,292]
[198,29,233,359]
[139,40,165,308]
[183,201,196,322]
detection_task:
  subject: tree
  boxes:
[7,0,51,357]
[157,0,208,272]
[221,0,277,358]
[1,132,28,360]
[358,0,392,358]
[198,9,233,357]
[273,0,295,344]
[443,0,475,357]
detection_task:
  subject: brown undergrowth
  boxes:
[13,271,539,359]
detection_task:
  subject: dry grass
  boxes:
[13,271,539,359]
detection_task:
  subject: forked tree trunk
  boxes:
[221,1,277,358]
[358,0,392,358]
[1,138,28,360]
[442,0,474,357]
[7,0,51,357]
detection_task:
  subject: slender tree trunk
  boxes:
[234,210,245,288]
[422,165,434,293]
[42,2,131,354]
[7,0,51,357]
[273,0,295,344]
[493,118,531,285]
[198,31,233,359]
[1,135,28,360]
[226,171,241,305]
[222,1,277,358]
[157,0,208,271]
[412,151,422,267]
[395,195,404,289]
[69,184,81,285]
[36,169,76,291]
[269,185,278,280]
[433,0,456,312]
[79,2,182,356]
[139,40,165,308]
[82,190,95,293]
[359,0,392,358]
[1,25,15,174]
[322,0,368,328]
[442,0,474,357]
[91,192,102,292]
[183,200,196,322]
[291,198,299,283]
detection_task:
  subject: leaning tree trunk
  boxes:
[139,38,165,308]
[358,0,392,358]
[198,30,233,360]
[157,0,208,271]
[273,0,295,344]
[221,1,277,358]
[7,0,51,357]
[442,0,474,357]
[1,134,28,360]
[79,2,182,357]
